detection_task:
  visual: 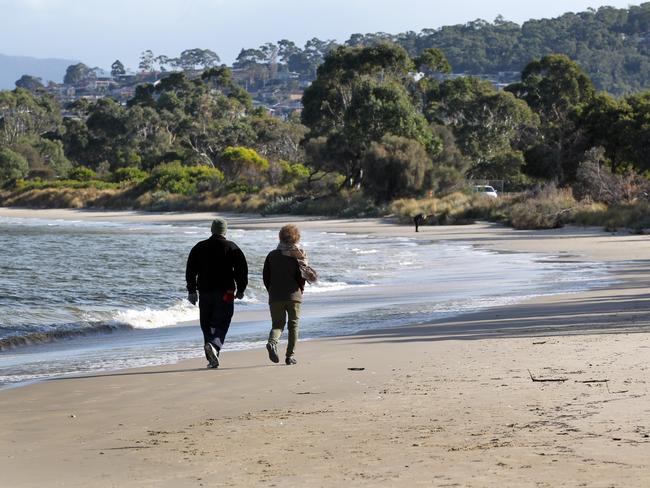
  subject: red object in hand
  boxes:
[223,290,235,303]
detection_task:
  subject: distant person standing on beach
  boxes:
[263,224,317,365]
[414,213,425,232]
[186,217,248,369]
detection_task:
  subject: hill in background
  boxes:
[0,54,77,90]
[351,3,650,95]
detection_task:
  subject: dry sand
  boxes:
[0,208,649,487]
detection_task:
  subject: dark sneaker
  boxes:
[204,343,219,369]
[266,342,279,363]
[285,356,297,365]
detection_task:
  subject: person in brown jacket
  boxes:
[263,224,317,365]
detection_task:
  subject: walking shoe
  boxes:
[266,342,279,363]
[204,342,219,369]
[285,356,297,365]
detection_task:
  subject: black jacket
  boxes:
[186,235,248,294]
[263,249,305,303]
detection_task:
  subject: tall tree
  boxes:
[174,49,220,71]
[362,134,431,202]
[302,43,434,188]
[110,60,126,77]
[138,50,156,72]
[507,54,595,182]
[15,75,44,91]
[0,89,62,145]
[63,63,94,85]
[277,39,300,65]
[427,76,538,184]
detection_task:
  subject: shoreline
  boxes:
[1,208,649,486]
[0,207,621,389]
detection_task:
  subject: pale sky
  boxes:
[0,0,643,69]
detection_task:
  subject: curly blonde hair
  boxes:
[279,224,300,244]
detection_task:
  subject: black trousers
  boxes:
[199,291,234,352]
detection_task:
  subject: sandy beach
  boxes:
[0,208,649,487]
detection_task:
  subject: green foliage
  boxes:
[509,193,576,229]
[385,4,650,96]
[15,75,44,91]
[0,147,29,182]
[11,135,71,178]
[113,167,148,183]
[390,192,480,225]
[277,160,310,185]
[573,201,650,232]
[428,76,538,184]
[507,55,595,182]
[219,146,269,181]
[144,162,224,195]
[290,191,381,217]
[262,196,297,215]
[64,63,94,85]
[425,125,469,195]
[111,60,126,77]
[279,160,309,178]
[174,48,220,70]
[508,55,595,127]
[67,166,97,181]
[0,89,62,146]
[302,43,439,188]
[14,178,119,191]
[362,134,430,202]
[414,48,451,74]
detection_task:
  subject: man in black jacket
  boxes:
[186,217,248,368]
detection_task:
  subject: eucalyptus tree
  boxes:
[15,75,44,92]
[302,42,435,190]
[110,60,126,77]
[427,76,538,184]
[507,54,595,182]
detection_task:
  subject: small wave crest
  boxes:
[0,321,131,351]
[305,281,373,294]
[0,300,202,350]
[112,300,198,329]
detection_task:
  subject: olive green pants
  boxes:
[267,301,301,358]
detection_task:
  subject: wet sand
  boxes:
[0,208,648,487]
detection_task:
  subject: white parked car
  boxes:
[473,185,498,198]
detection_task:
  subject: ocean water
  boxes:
[0,216,611,389]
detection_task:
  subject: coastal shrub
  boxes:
[210,192,244,211]
[390,192,477,225]
[278,161,310,184]
[219,146,269,182]
[113,167,148,183]
[67,166,97,182]
[143,162,224,195]
[509,187,577,229]
[574,158,648,205]
[263,196,296,215]
[290,191,380,217]
[574,201,650,232]
[0,187,121,208]
[14,178,119,191]
[223,182,260,195]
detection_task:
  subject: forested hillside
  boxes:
[348,3,650,95]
